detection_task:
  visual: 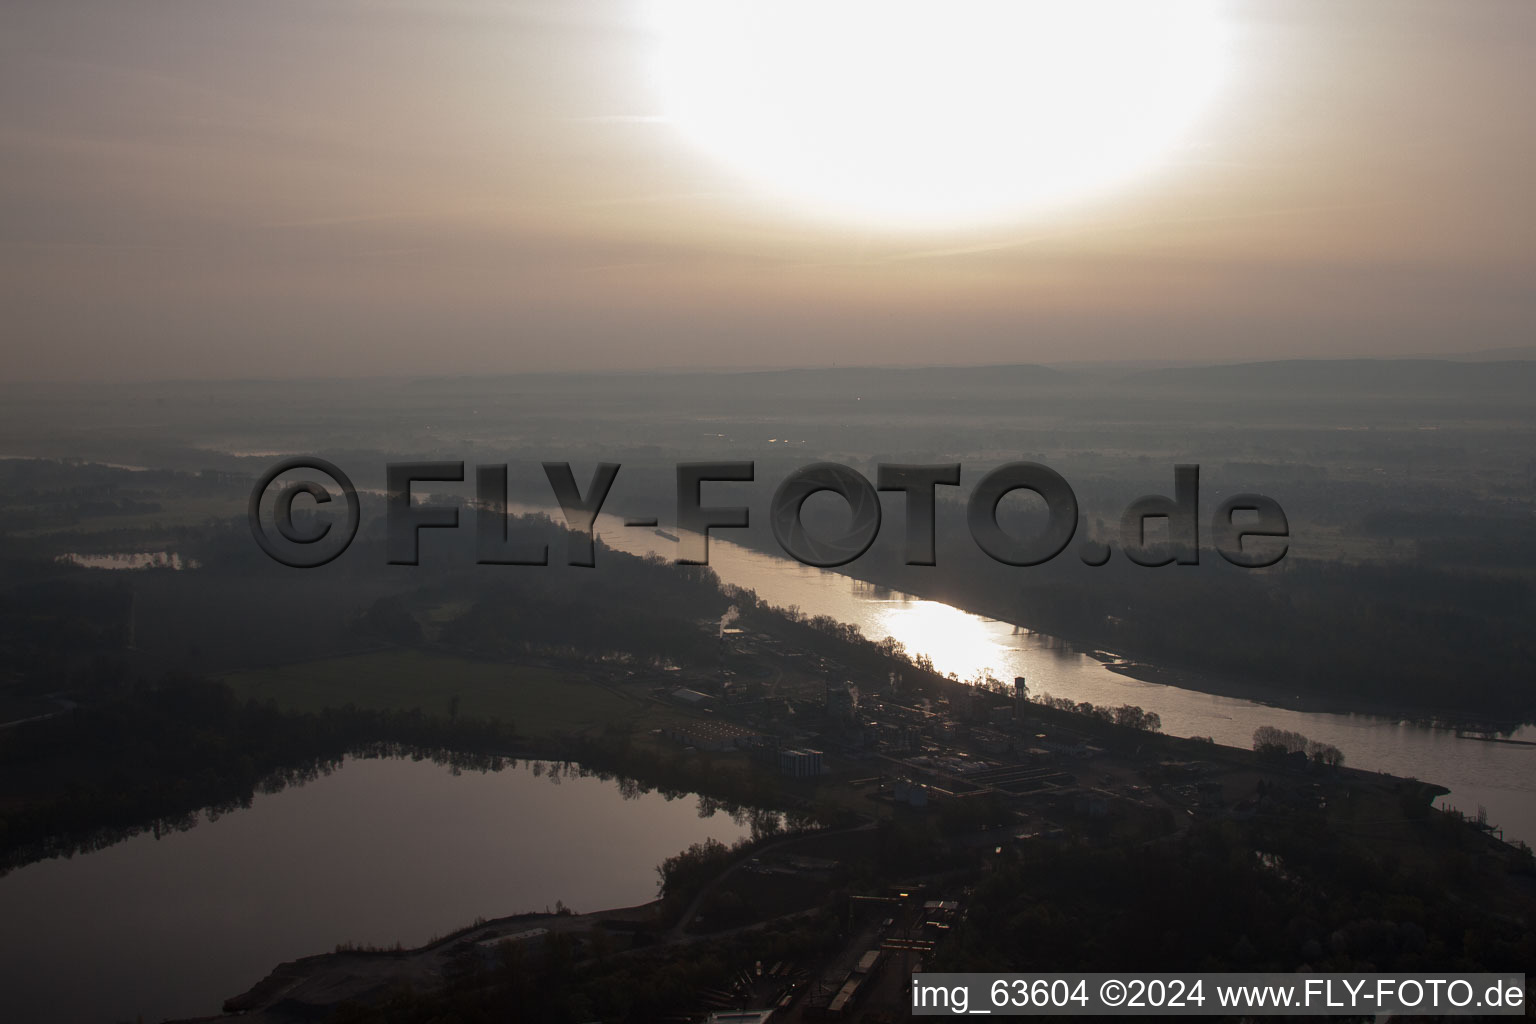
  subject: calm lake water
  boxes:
[574,508,1536,848]
[0,757,752,1024]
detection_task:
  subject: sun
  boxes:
[641,0,1231,230]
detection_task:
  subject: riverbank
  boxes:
[205,822,870,1023]
[1100,659,1505,728]
[712,526,1533,732]
[181,701,1529,1024]
[576,510,1536,849]
[214,902,659,1022]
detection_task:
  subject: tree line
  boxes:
[1252,725,1345,768]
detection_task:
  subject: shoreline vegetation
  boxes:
[2,585,1531,1022]
[688,521,1536,732]
[1098,660,1519,731]
[0,512,1523,880]
[0,450,1529,731]
[0,681,809,880]
[0,455,1531,1019]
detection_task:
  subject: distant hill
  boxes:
[722,363,1075,396]
[1431,344,1536,362]
[396,363,1078,400]
[1126,358,1536,399]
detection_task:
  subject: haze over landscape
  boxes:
[2,3,1534,1023]
[3,0,1535,379]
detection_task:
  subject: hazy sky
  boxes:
[2,0,1533,380]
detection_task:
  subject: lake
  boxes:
[0,756,753,1023]
[14,506,1530,1022]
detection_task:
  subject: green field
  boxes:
[223,650,642,738]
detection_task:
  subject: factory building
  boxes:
[779,748,824,778]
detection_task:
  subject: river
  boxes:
[571,507,1535,848]
[0,757,753,1024]
[8,506,1529,1022]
